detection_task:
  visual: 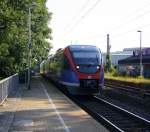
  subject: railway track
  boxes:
[104,82,150,100]
[71,96,150,132]
[44,77,150,131]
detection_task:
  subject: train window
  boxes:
[73,52,98,58]
[72,51,101,65]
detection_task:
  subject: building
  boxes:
[102,50,133,67]
[118,48,150,78]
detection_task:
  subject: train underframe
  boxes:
[60,79,103,95]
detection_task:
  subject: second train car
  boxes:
[40,45,104,95]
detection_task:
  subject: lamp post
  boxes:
[137,30,143,77]
[27,3,36,90]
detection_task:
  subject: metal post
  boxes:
[107,34,110,55]
[27,7,31,90]
[137,30,143,77]
[106,34,111,71]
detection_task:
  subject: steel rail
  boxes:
[70,95,150,132]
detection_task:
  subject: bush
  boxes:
[0,77,2,80]
[109,65,115,73]
[137,75,144,79]
[104,65,119,77]
[112,70,118,77]
[121,70,128,77]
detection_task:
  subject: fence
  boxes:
[0,74,19,105]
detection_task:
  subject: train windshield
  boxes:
[72,51,101,65]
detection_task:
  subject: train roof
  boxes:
[68,45,99,52]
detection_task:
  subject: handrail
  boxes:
[0,73,19,105]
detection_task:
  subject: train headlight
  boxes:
[96,66,100,69]
[76,66,80,69]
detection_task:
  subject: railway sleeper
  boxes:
[111,121,139,127]
[123,127,150,132]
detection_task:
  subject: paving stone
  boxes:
[0,76,110,132]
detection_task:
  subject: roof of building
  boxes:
[102,51,133,56]
[123,47,150,52]
[118,55,150,64]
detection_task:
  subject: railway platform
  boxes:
[0,76,109,132]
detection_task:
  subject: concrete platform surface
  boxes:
[0,76,109,132]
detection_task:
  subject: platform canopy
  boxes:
[118,55,150,65]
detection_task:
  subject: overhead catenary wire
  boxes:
[64,0,102,36]
[87,22,150,49]
[122,1,150,21]
[63,0,91,31]
[111,23,150,39]
[87,2,150,42]
[109,2,150,33]
[65,1,150,43]
[60,0,150,50]
[103,23,150,43]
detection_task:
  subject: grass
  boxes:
[105,72,150,85]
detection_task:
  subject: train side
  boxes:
[40,45,104,95]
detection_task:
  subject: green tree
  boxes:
[0,0,52,78]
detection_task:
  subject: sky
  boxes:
[46,0,150,53]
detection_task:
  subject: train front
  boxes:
[65,45,104,95]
